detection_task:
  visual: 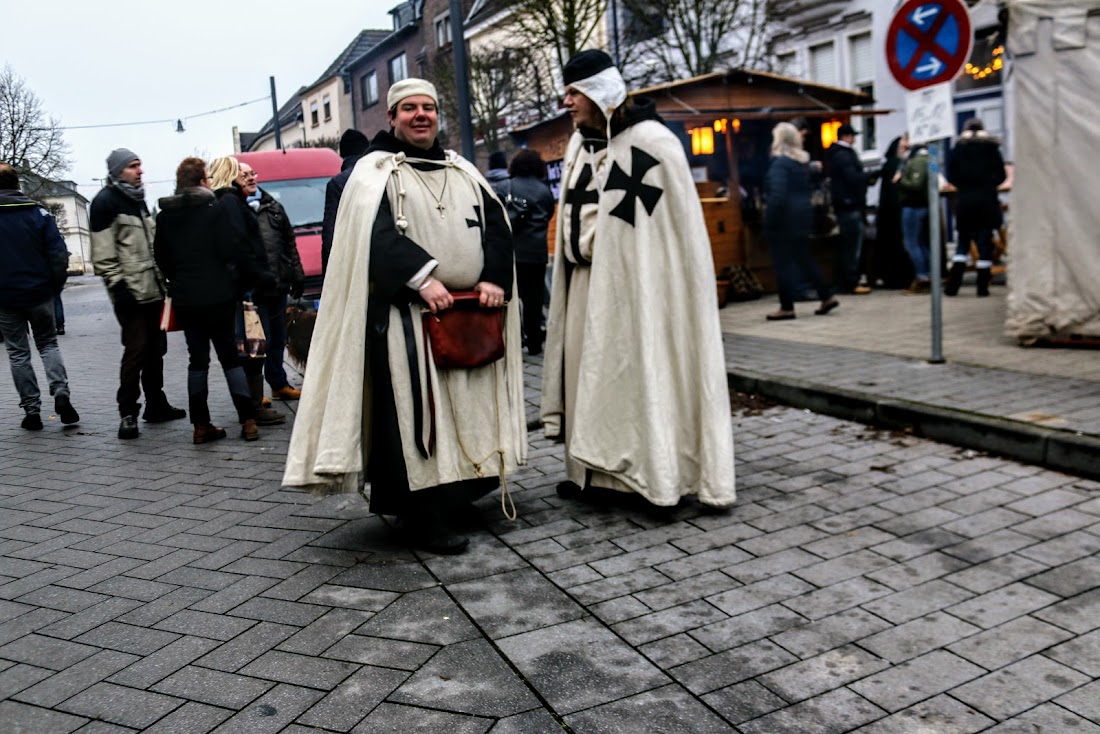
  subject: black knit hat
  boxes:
[339,129,370,158]
[562,50,616,86]
[488,151,508,170]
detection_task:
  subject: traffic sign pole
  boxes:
[928,142,945,364]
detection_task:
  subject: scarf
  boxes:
[109,177,146,202]
[247,190,262,211]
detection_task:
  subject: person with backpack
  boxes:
[894,143,933,295]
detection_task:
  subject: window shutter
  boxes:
[850,33,873,85]
[810,43,836,87]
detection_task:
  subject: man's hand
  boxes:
[419,278,453,314]
[474,281,505,308]
[290,279,305,300]
[110,282,136,307]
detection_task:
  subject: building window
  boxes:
[848,32,876,151]
[957,27,1004,93]
[776,51,798,77]
[435,14,451,48]
[310,101,319,127]
[809,42,837,87]
[361,72,378,108]
[322,94,331,121]
[389,53,408,85]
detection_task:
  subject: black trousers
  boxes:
[112,299,168,418]
[177,302,254,425]
[515,262,546,353]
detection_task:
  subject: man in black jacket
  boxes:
[321,129,371,276]
[828,124,876,294]
[0,162,80,430]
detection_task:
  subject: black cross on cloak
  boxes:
[565,163,598,264]
[605,147,664,227]
[465,204,483,233]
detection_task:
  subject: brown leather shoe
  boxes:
[853,285,872,295]
[261,397,272,408]
[272,385,301,400]
[765,310,797,321]
[241,419,259,441]
[255,406,286,426]
[814,297,840,315]
[193,424,227,444]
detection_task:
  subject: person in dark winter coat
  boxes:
[153,157,260,443]
[827,124,877,293]
[492,149,555,354]
[240,161,306,400]
[0,161,80,431]
[208,156,285,428]
[90,148,187,438]
[762,123,838,320]
[946,118,1007,297]
[485,150,509,187]
[321,129,372,275]
[873,135,916,289]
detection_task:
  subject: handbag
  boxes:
[422,291,505,369]
[159,297,181,332]
[504,180,530,223]
[236,300,267,359]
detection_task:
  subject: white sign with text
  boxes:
[906,83,955,144]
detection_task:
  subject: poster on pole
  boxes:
[906,83,954,145]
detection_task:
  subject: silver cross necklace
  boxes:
[407,163,449,218]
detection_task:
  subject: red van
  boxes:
[235,148,341,298]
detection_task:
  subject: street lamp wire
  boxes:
[57,95,271,131]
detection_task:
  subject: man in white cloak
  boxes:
[541,50,735,508]
[283,79,527,554]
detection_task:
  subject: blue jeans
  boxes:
[835,210,864,292]
[54,293,65,329]
[0,298,70,415]
[259,294,290,389]
[902,207,931,280]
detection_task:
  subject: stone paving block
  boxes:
[947,582,1062,629]
[565,683,733,734]
[953,654,1090,720]
[566,568,669,605]
[737,686,885,734]
[421,537,531,585]
[801,527,897,560]
[1014,508,1099,540]
[99,540,180,562]
[277,609,371,657]
[238,650,358,690]
[72,721,135,734]
[87,576,178,603]
[861,579,974,624]
[295,664,407,731]
[553,519,640,551]
[39,596,144,639]
[329,557,438,593]
[612,599,728,646]
[667,522,761,555]
[761,644,889,703]
[859,611,981,663]
[260,566,345,602]
[217,557,309,579]
[138,701,234,734]
[791,549,894,587]
[984,702,1100,734]
[449,568,584,640]
[0,699,89,734]
[154,609,257,641]
[785,577,893,621]
[701,679,787,726]
[527,541,623,574]
[877,486,958,515]
[114,586,213,627]
[1034,589,1100,634]
[355,587,480,645]
[707,573,815,617]
[497,518,585,547]
[871,528,968,563]
[107,635,221,689]
[771,608,894,660]
[487,709,562,734]
[14,650,138,707]
[124,549,207,580]
[226,597,328,627]
[849,693,994,733]
[851,649,985,713]
[721,548,820,584]
[736,524,831,558]
[13,584,108,613]
[944,553,1048,595]
[1017,529,1100,567]
[589,595,650,625]
[608,521,703,553]
[690,603,807,654]
[943,528,1039,564]
[876,507,963,538]
[58,682,184,729]
[948,616,1076,670]
[187,575,279,614]
[151,664,275,709]
[1056,679,1100,721]
[497,617,669,714]
[637,632,712,670]
[54,557,146,591]
[350,702,491,734]
[0,633,100,670]
[670,638,798,695]
[295,583,396,612]
[0,662,56,699]
[209,683,324,734]
[321,634,437,671]
[631,570,741,612]
[1027,555,1100,598]
[283,546,365,567]
[587,543,687,578]
[1045,628,1100,677]
[390,638,539,717]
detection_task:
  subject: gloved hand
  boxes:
[290,279,305,300]
[110,282,136,307]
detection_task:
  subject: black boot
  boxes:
[945,261,966,296]
[248,373,285,425]
[976,268,992,297]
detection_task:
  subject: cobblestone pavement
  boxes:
[1,281,1098,733]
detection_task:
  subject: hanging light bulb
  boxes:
[175,119,185,133]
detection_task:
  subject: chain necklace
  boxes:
[406,163,449,218]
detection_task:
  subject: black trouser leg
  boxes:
[516,262,545,352]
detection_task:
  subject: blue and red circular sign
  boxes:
[886,0,973,91]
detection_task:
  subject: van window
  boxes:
[261,177,329,228]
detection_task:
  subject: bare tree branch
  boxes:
[0,64,71,197]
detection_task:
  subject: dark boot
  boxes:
[247,373,285,425]
[976,268,992,297]
[945,261,966,296]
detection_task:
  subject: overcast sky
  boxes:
[3,0,393,204]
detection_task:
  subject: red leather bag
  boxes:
[422,290,505,369]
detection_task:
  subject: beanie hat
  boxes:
[338,129,370,158]
[488,151,508,170]
[561,50,627,120]
[387,78,438,110]
[107,148,139,178]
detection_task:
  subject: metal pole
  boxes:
[449,0,475,160]
[269,76,283,151]
[927,140,944,363]
[610,0,621,67]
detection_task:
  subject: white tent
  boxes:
[1003,0,1100,341]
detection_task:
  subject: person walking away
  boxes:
[761,123,839,321]
[485,150,509,189]
[895,144,933,294]
[207,156,285,427]
[0,162,80,430]
[496,149,554,354]
[946,118,1007,297]
[283,79,527,555]
[874,135,916,289]
[90,148,186,439]
[153,157,262,442]
[541,50,735,509]
[322,129,372,276]
[827,123,877,294]
[241,161,306,400]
